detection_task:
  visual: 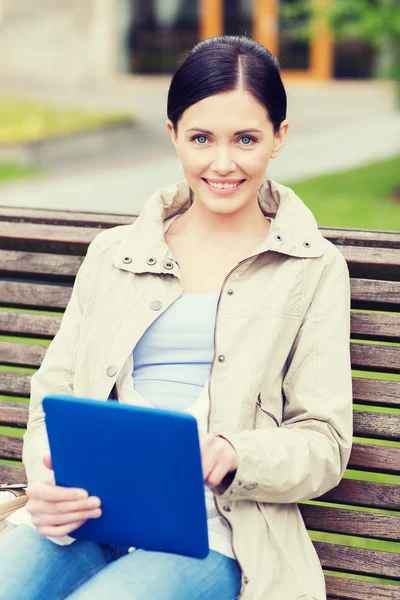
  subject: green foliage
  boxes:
[281,0,400,82]
[0,162,41,182]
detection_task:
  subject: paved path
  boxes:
[0,80,399,214]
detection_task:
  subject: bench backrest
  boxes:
[0,206,399,599]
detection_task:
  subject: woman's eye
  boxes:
[193,135,208,144]
[240,136,255,145]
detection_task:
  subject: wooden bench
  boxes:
[0,206,399,599]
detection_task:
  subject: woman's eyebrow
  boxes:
[186,127,263,135]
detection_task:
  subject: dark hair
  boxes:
[167,36,287,135]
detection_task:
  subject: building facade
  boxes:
[0,0,373,88]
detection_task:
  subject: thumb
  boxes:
[42,454,52,471]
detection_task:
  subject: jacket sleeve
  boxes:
[21,236,100,545]
[213,248,353,504]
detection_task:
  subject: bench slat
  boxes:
[325,575,400,600]
[0,312,62,338]
[351,279,400,311]
[1,396,398,444]
[350,343,400,375]
[0,435,22,461]
[0,401,28,428]
[2,308,399,344]
[349,443,400,475]
[314,542,399,580]
[352,378,400,409]
[0,281,72,310]
[340,245,400,281]
[0,342,46,368]
[319,479,400,511]
[0,464,26,484]
[1,208,398,246]
[0,206,136,227]
[299,504,400,541]
[0,250,82,280]
[353,411,400,441]
[2,279,399,314]
[0,372,31,397]
[350,311,400,342]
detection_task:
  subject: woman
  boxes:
[0,36,353,600]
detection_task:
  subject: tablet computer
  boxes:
[42,394,209,559]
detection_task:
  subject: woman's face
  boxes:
[166,88,288,216]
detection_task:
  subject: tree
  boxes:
[281,0,400,92]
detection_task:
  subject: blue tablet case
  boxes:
[42,394,209,559]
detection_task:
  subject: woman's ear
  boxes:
[166,119,179,154]
[271,119,289,159]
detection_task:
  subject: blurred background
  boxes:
[0,0,399,228]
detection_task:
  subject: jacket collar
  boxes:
[114,178,326,274]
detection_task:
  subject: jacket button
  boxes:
[223,505,231,512]
[218,355,225,363]
[243,483,258,491]
[244,577,249,585]
[106,365,117,377]
[164,261,174,270]
[303,241,311,248]
[147,257,157,265]
[275,234,283,242]
[150,300,162,311]
[122,257,132,264]
[226,289,234,295]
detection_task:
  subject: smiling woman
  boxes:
[1,36,353,600]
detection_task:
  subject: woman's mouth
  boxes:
[202,178,246,196]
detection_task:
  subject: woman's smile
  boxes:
[202,177,246,196]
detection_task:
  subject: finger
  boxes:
[206,462,228,488]
[32,507,102,527]
[201,446,219,482]
[42,455,52,471]
[27,496,101,516]
[36,519,88,538]
[27,483,89,502]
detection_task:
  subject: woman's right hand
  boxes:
[25,454,102,538]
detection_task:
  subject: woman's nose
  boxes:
[210,147,236,174]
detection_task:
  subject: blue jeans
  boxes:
[0,525,242,599]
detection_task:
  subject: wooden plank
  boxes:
[325,575,400,600]
[0,210,398,245]
[348,443,400,475]
[0,206,136,227]
[0,281,72,310]
[350,311,400,342]
[0,435,22,461]
[352,378,400,409]
[0,401,28,428]
[0,464,26,485]
[318,479,400,511]
[0,311,62,338]
[353,411,400,441]
[0,372,31,397]
[299,504,400,541]
[0,342,46,369]
[350,343,400,375]
[320,227,400,248]
[350,279,400,311]
[0,250,83,280]
[314,542,400,580]
[0,221,100,255]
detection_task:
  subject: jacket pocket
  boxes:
[255,393,280,428]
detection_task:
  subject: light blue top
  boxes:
[132,293,219,412]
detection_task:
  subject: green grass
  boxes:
[287,154,400,230]
[0,97,134,144]
[0,162,41,182]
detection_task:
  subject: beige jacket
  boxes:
[18,178,353,600]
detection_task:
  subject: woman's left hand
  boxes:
[199,433,238,488]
